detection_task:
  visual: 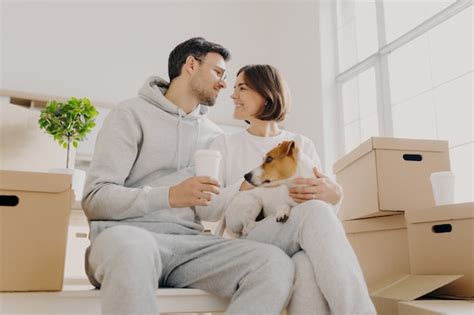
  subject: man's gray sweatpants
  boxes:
[86,225,295,315]
[243,200,376,315]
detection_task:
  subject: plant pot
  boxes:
[48,168,86,202]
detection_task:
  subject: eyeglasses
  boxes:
[194,56,227,83]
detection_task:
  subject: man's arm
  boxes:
[82,106,221,221]
[81,107,170,220]
[195,180,242,222]
[169,176,220,208]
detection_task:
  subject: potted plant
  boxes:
[39,97,98,168]
[38,97,98,200]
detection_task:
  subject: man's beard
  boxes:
[190,79,217,106]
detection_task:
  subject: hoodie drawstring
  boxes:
[177,111,183,171]
[139,77,208,173]
[189,117,200,166]
[176,108,204,172]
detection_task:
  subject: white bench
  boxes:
[0,278,229,315]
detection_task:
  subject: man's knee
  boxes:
[89,225,162,276]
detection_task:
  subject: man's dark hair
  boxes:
[168,37,231,82]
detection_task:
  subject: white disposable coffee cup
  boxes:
[430,171,455,206]
[194,149,222,180]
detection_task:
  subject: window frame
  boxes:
[335,0,472,153]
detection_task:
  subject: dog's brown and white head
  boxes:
[244,141,299,187]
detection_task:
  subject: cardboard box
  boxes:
[406,202,474,298]
[399,299,474,315]
[370,274,463,315]
[343,214,410,290]
[333,137,450,221]
[0,170,73,291]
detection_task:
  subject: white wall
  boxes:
[1,0,332,170]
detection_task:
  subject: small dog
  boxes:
[221,140,316,237]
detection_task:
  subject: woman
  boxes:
[197,65,375,314]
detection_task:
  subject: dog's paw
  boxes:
[276,209,289,222]
[275,207,290,223]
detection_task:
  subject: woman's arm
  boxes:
[289,137,343,212]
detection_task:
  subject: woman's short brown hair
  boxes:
[237,64,290,122]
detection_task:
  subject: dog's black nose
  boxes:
[244,172,252,183]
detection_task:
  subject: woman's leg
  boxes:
[288,251,329,315]
[244,200,375,314]
[296,200,375,314]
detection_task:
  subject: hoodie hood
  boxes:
[138,76,214,172]
[138,76,209,118]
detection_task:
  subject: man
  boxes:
[82,37,294,315]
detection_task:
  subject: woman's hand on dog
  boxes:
[289,167,343,205]
[169,176,220,208]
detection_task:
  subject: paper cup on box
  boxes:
[430,171,455,206]
[194,149,222,180]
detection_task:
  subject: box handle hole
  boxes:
[432,224,452,233]
[403,154,422,162]
[0,195,19,207]
[75,232,88,238]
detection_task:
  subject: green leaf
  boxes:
[38,96,99,163]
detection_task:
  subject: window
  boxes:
[342,67,379,152]
[337,0,379,72]
[383,1,457,42]
[336,0,473,202]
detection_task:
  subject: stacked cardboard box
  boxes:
[333,137,473,314]
[406,203,473,299]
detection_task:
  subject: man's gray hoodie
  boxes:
[82,76,223,240]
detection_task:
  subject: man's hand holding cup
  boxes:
[169,149,222,208]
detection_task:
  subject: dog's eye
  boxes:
[265,156,273,164]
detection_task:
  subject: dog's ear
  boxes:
[281,141,296,156]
